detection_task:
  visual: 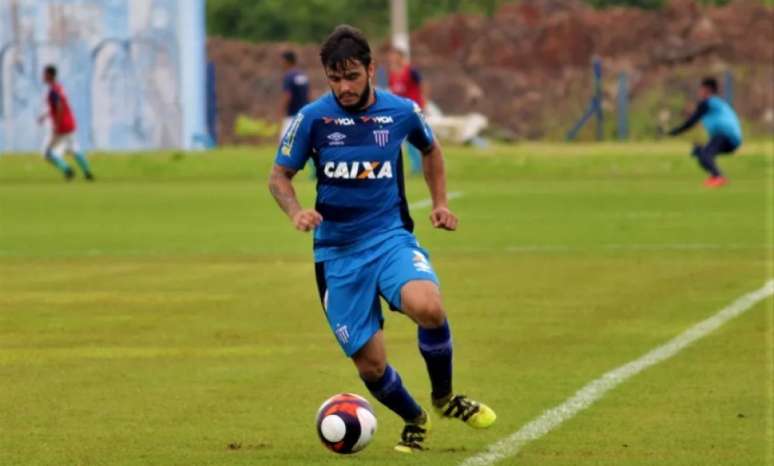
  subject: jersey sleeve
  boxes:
[275,111,313,170]
[405,102,435,153]
[282,73,293,92]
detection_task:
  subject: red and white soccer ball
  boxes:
[316,393,377,454]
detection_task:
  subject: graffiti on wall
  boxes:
[0,0,203,152]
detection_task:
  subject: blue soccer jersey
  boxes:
[275,89,435,262]
[702,96,742,146]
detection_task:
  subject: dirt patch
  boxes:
[226,441,271,450]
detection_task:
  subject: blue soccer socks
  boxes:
[363,364,423,422]
[45,150,74,179]
[418,319,453,404]
[73,152,94,179]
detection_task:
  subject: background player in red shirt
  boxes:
[388,47,426,175]
[38,65,94,181]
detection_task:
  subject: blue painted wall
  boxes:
[0,0,208,153]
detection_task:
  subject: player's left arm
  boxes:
[422,142,458,231]
[407,102,457,231]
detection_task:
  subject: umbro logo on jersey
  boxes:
[327,132,347,146]
[322,117,355,126]
[322,161,393,180]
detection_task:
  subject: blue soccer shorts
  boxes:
[314,231,440,357]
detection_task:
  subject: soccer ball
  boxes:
[316,393,377,454]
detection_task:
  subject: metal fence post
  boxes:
[723,70,734,107]
[617,72,629,140]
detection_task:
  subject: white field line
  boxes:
[409,191,464,210]
[461,280,774,466]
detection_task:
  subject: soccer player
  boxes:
[268,25,496,453]
[38,65,94,181]
[668,77,742,187]
[388,46,426,175]
[278,50,310,142]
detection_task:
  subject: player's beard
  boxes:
[335,80,372,112]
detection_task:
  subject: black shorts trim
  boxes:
[314,262,327,314]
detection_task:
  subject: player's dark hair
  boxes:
[701,77,718,94]
[44,65,57,78]
[282,50,296,65]
[320,25,371,72]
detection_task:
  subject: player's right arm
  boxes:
[268,110,322,232]
[268,164,322,232]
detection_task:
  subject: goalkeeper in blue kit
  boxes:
[268,25,495,453]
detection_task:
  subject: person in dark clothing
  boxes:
[668,77,742,188]
[278,50,310,142]
[278,51,313,177]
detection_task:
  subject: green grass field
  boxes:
[1,142,771,466]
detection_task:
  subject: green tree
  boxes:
[207,0,508,43]
[207,0,391,43]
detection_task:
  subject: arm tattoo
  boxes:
[268,166,302,218]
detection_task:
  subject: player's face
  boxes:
[698,85,711,100]
[325,60,374,111]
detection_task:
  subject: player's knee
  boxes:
[413,295,446,328]
[403,284,446,328]
[355,357,386,382]
[422,298,446,328]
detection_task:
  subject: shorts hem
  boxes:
[342,325,381,358]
